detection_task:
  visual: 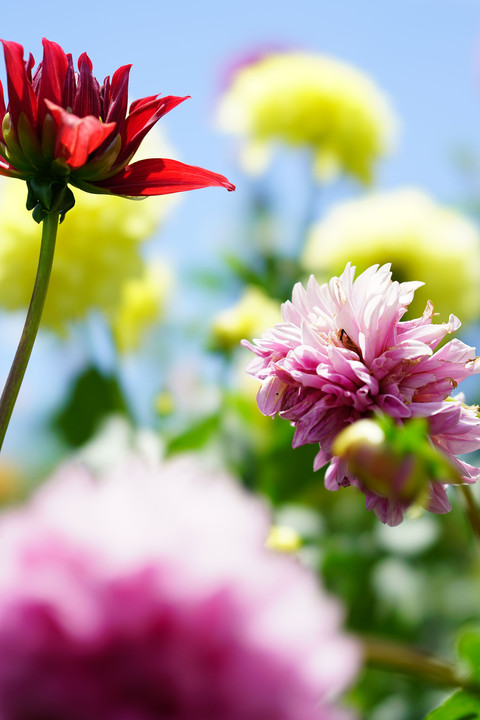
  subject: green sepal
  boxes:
[16,112,41,169]
[72,132,122,180]
[2,113,34,173]
[41,113,57,162]
[69,176,114,195]
[27,175,54,211]
[50,156,71,178]
[27,177,75,223]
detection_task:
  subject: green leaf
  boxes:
[166,414,221,454]
[425,689,480,719]
[458,629,480,684]
[51,366,130,447]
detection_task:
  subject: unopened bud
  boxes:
[332,416,459,505]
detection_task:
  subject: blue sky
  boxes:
[2,0,480,260]
[1,0,480,460]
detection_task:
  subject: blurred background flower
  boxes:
[217,50,396,183]
[211,285,281,351]
[0,131,176,334]
[111,261,173,354]
[302,189,480,322]
[0,456,359,720]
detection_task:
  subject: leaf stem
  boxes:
[0,212,59,450]
[458,484,480,546]
[362,636,480,695]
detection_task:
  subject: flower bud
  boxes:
[332,416,460,506]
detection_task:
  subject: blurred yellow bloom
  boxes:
[0,130,177,333]
[112,262,173,353]
[0,461,23,505]
[212,285,281,350]
[302,189,480,322]
[266,525,302,554]
[217,51,396,183]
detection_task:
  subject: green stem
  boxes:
[0,212,59,450]
[363,636,480,695]
[459,484,480,546]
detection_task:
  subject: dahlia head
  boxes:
[0,38,234,221]
[243,263,480,526]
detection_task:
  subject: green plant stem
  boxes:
[459,484,480,545]
[0,212,59,450]
[363,636,480,695]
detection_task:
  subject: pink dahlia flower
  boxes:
[243,263,480,526]
[0,457,359,720]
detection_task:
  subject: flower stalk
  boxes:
[0,211,59,449]
[459,484,480,546]
[363,636,480,695]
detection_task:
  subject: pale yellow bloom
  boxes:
[266,525,302,554]
[211,285,281,350]
[302,189,480,322]
[0,130,177,333]
[111,262,173,353]
[0,461,23,505]
[217,51,396,183]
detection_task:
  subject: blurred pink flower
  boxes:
[0,457,359,720]
[243,263,480,525]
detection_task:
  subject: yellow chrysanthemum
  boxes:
[111,262,173,353]
[302,189,480,322]
[0,130,177,333]
[217,51,396,183]
[212,285,281,350]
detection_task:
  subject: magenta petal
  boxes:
[95,157,235,195]
[426,483,451,515]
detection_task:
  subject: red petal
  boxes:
[94,157,235,195]
[25,53,35,83]
[45,100,116,169]
[1,40,37,128]
[117,95,188,165]
[72,52,100,118]
[62,54,76,110]
[0,79,6,141]
[128,94,159,113]
[104,64,131,129]
[37,39,68,127]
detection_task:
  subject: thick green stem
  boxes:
[459,484,480,546]
[363,636,480,695]
[0,212,59,450]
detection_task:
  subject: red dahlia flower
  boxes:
[0,38,235,221]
